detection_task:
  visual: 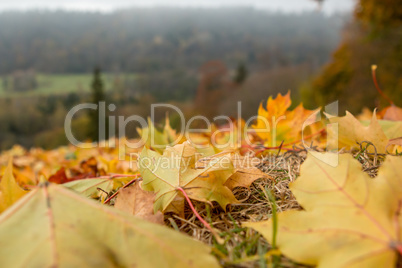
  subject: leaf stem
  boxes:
[397,244,402,255]
[371,65,393,105]
[176,187,218,237]
[103,175,141,204]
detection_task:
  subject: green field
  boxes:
[0,73,121,98]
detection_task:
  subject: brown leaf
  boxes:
[114,182,164,224]
[164,195,185,217]
[225,168,271,190]
[80,156,99,176]
[66,157,107,181]
[48,167,69,184]
[382,105,402,121]
[225,154,271,190]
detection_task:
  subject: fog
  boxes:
[0,0,355,13]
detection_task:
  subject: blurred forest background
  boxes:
[0,0,400,149]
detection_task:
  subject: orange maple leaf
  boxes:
[252,91,320,147]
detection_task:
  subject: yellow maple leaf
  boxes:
[245,153,402,268]
[0,159,28,213]
[327,111,402,153]
[0,183,220,267]
[252,91,320,147]
[137,117,185,153]
[139,142,237,212]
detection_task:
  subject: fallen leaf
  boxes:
[137,118,184,153]
[48,167,70,184]
[225,154,271,190]
[185,170,239,209]
[211,118,248,152]
[356,107,379,121]
[139,142,238,212]
[327,111,389,153]
[0,182,220,267]
[245,153,402,268]
[252,91,320,147]
[164,195,185,217]
[114,181,164,224]
[225,169,268,190]
[163,115,185,144]
[382,105,402,121]
[388,137,402,147]
[0,159,28,213]
[360,119,402,141]
[63,175,133,200]
[80,156,98,174]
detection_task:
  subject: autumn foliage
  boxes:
[0,88,401,267]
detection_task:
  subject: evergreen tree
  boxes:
[233,62,248,85]
[88,67,106,142]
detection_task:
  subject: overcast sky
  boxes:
[0,0,356,13]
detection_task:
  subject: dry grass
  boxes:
[163,149,310,267]
[100,141,398,267]
[161,144,394,267]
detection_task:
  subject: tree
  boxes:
[88,67,106,142]
[307,0,402,113]
[233,62,248,85]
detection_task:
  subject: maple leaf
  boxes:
[378,105,402,121]
[137,117,184,153]
[357,106,402,122]
[0,159,28,213]
[63,175,135,200]
[139,142,238,212]
[224,154,272,190]
[114,181,164,224]
[327,111,402,153]
[0,182,220,267]
[48,167,71,184]
[252,91,320,147]
[356,107,379,121]
[210,119,251,152]
[48,157,107,184]
[382,105,402,121]
[245,153,402,268]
